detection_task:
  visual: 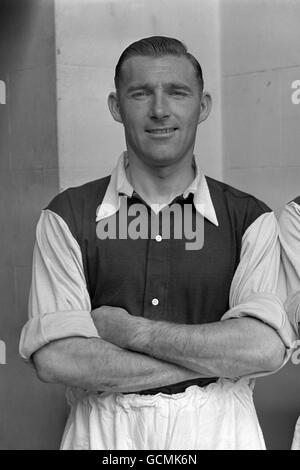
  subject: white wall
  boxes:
[220,0,300,449]
[221,0,300,214]
[54,0,223,190]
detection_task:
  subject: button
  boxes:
[155,235,162,242]
[152,298,159,306]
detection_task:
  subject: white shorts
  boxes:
[292,416,300,449]
[61,378,265,450]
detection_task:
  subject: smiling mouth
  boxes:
[146,127,178,134]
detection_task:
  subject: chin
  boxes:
[146,155,178,167]
[142,149,179,164]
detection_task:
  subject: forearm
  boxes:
[122,316,286,377]
[32,336,202,393]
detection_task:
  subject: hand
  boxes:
[91,306,133,349]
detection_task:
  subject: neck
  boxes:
[126,153,195,205]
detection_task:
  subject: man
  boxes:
[20,36,294,450]
[279,196,300,449]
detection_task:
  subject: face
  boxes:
[108,55,211,169]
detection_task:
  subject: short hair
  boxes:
[114,36,204,93]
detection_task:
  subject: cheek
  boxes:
[125,110,146,130]
[186,112,201,131]
[175,103,200,122]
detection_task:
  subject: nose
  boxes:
[150,91,170,120]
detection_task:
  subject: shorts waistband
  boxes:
[123,377,218,396]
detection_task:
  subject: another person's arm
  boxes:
[279,197,300,335]
[20,209,202,392]
[92,212,295,378]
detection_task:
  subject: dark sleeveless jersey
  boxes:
[46,175,271,394]
[292,196,300,206]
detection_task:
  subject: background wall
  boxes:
[54,0,223,189]
[0,0,67,450]
[220,0,300,449]
[221,0,300,215]
[0,0,299,450]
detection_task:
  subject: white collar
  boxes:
[96,151,219,227]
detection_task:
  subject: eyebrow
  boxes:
[126,84,152,94]
[126,82,194,94]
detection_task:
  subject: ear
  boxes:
[198,92,212,124]
[107,92,123,124]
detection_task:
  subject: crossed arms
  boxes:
[21,210,294,393]
[33,306,286,393]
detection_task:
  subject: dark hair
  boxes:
[114,36,204,93]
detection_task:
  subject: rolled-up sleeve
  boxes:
[19,209,100,361]
[279,201,300,334]
[221,211,296,375]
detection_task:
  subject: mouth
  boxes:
[145,127,178,137]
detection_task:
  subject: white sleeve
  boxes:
[279,201,300,334]
[221,211,296,377]
[19,209,100,361]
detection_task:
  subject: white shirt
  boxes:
[19,153,295,371]
[279,198,300,334]
[279,198,300,450]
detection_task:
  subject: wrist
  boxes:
[127,316,154,353]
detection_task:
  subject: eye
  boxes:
[169,90,188,97]
[131,91,150,99]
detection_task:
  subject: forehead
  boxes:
[119,55,199,88]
